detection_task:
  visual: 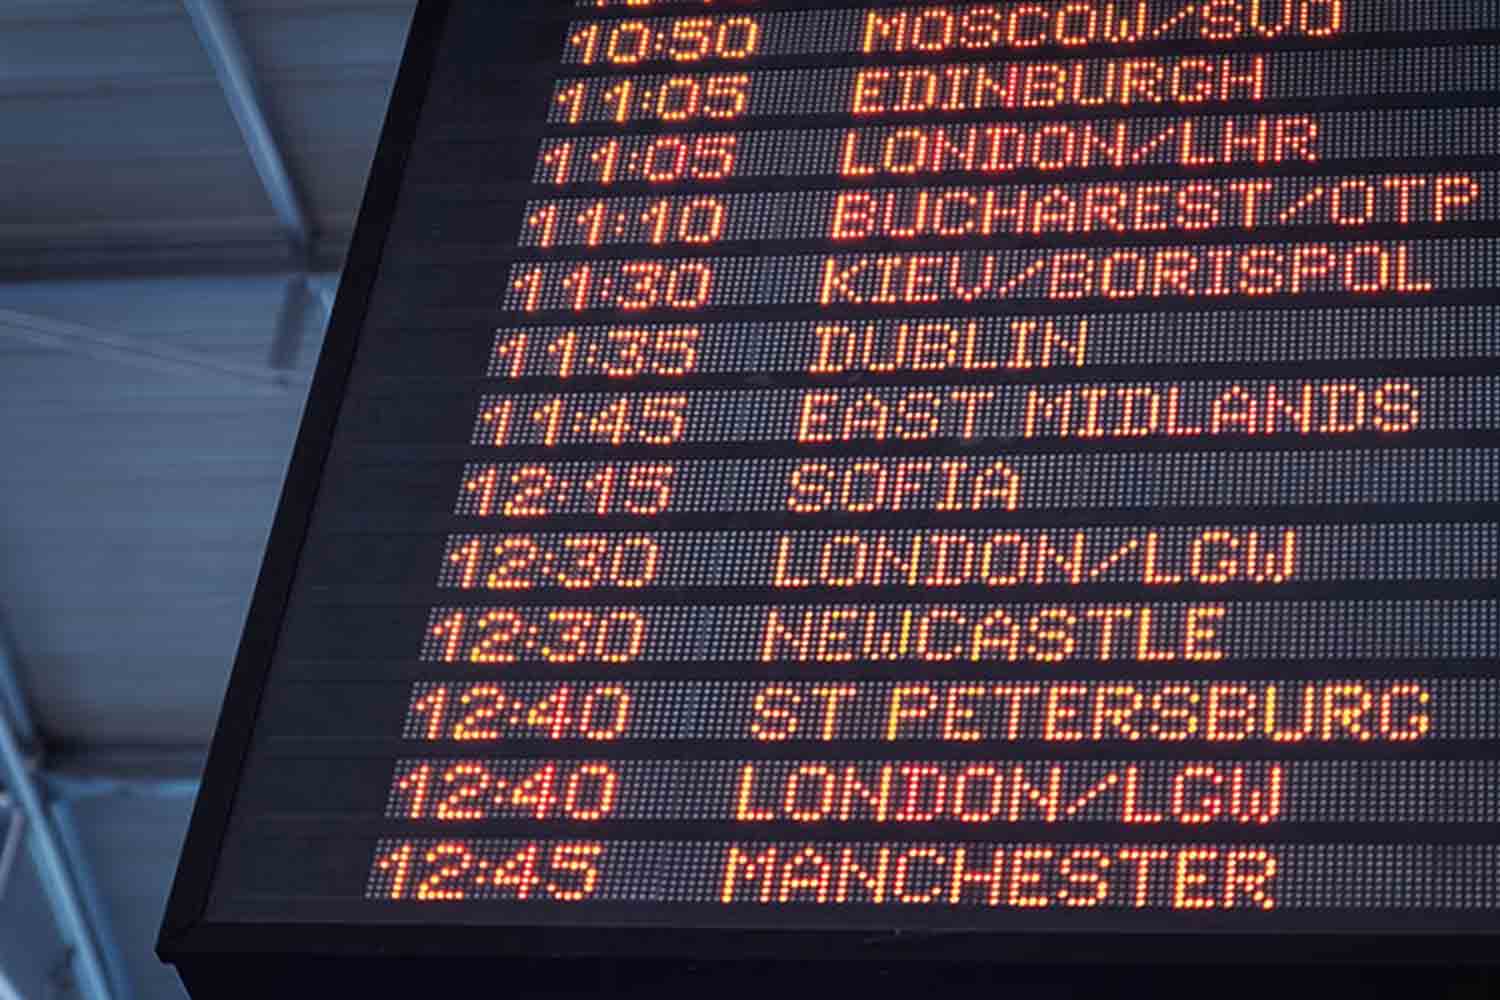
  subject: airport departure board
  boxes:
[162,0,1500,975]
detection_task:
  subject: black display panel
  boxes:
[161,0,1500,990]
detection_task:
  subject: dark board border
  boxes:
[156,0,456,952]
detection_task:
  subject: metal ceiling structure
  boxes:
[0,2,417,996]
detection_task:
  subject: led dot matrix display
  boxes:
[162,0,1500,984]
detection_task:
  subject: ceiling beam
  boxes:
[181,0,312,256]
[45,775,200,802]
[313,274,338,326]
[0,240,350,283]
[268,273,312,371]
[0,631,117,1000]
[47,801,137,1000]
[0,801,21,901]
[0,306,302,391]
[0,627,34,754]
[0,964,23,1000]
[44,747,204,803]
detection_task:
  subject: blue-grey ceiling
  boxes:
[0,3,417,997]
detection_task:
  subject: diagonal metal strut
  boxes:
[181,0,312,255]
[0,307,300,391]
[0,626,118,1000]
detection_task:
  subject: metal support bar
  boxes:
[0,800,21,901]
[43,775,200,803]
[48,802,135,1000]
[0,631,115,1000]
[0,307,297,392]
[182,0,312,253]
[43,747,203,801]
[268,273,310,371]
[0,963,24,1000]
[0,623,35,753]
[313,274,337,328]
[0,724,114,1000]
